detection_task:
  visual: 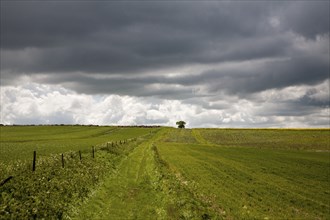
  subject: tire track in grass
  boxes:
[192,129,210,145]
[71,130,168,219]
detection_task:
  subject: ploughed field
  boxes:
[0,126,329,219]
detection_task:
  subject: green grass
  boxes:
[197,128,330,150]
[1,126,329,219]
[0,126,159,219]
[71,129,168,219]
[0,125,156,162]
[71,128,213,219]
[156,128,330,219]
[161,128,198,144]
[0,150,115,219]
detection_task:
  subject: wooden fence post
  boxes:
[92,146,95,158]
[61,154,64,168]
[79,150,82,161]
[32,151,36,171]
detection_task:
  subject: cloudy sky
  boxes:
[0,1,329,127]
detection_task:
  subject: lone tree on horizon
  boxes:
[176,121,186,129]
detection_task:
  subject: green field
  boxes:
[158,129,330,219]
[0,125,154,162]
[0,126,329,219]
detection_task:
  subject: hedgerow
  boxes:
[0,139,140,219]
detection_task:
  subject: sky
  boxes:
[0,1,329,128]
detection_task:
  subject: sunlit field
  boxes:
[0,126,329,219]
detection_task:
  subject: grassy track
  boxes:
[191,129,209,145]
[71,130,167,219]
[71,128,218,219]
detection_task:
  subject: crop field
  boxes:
[0,126,329,219]
[157,129,330,219]
[196,128,330,150]
[0,125,154,162]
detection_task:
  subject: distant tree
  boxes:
[176,121,186,129]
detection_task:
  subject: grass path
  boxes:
[71,129,215,219]
[192,129,210,145]
[71,131,168,219]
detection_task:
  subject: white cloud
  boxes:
[255,79,330,104]
[0,81,329,127]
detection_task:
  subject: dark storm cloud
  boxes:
[34,52,328,99]
[34,73,197,99]
[298,91,330,108]
[1,1,329,98]
[1,1,281,75]
[1,1,270,49]
[278,1,330,39]
[206,55,329,96]
[258,102,323,117]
